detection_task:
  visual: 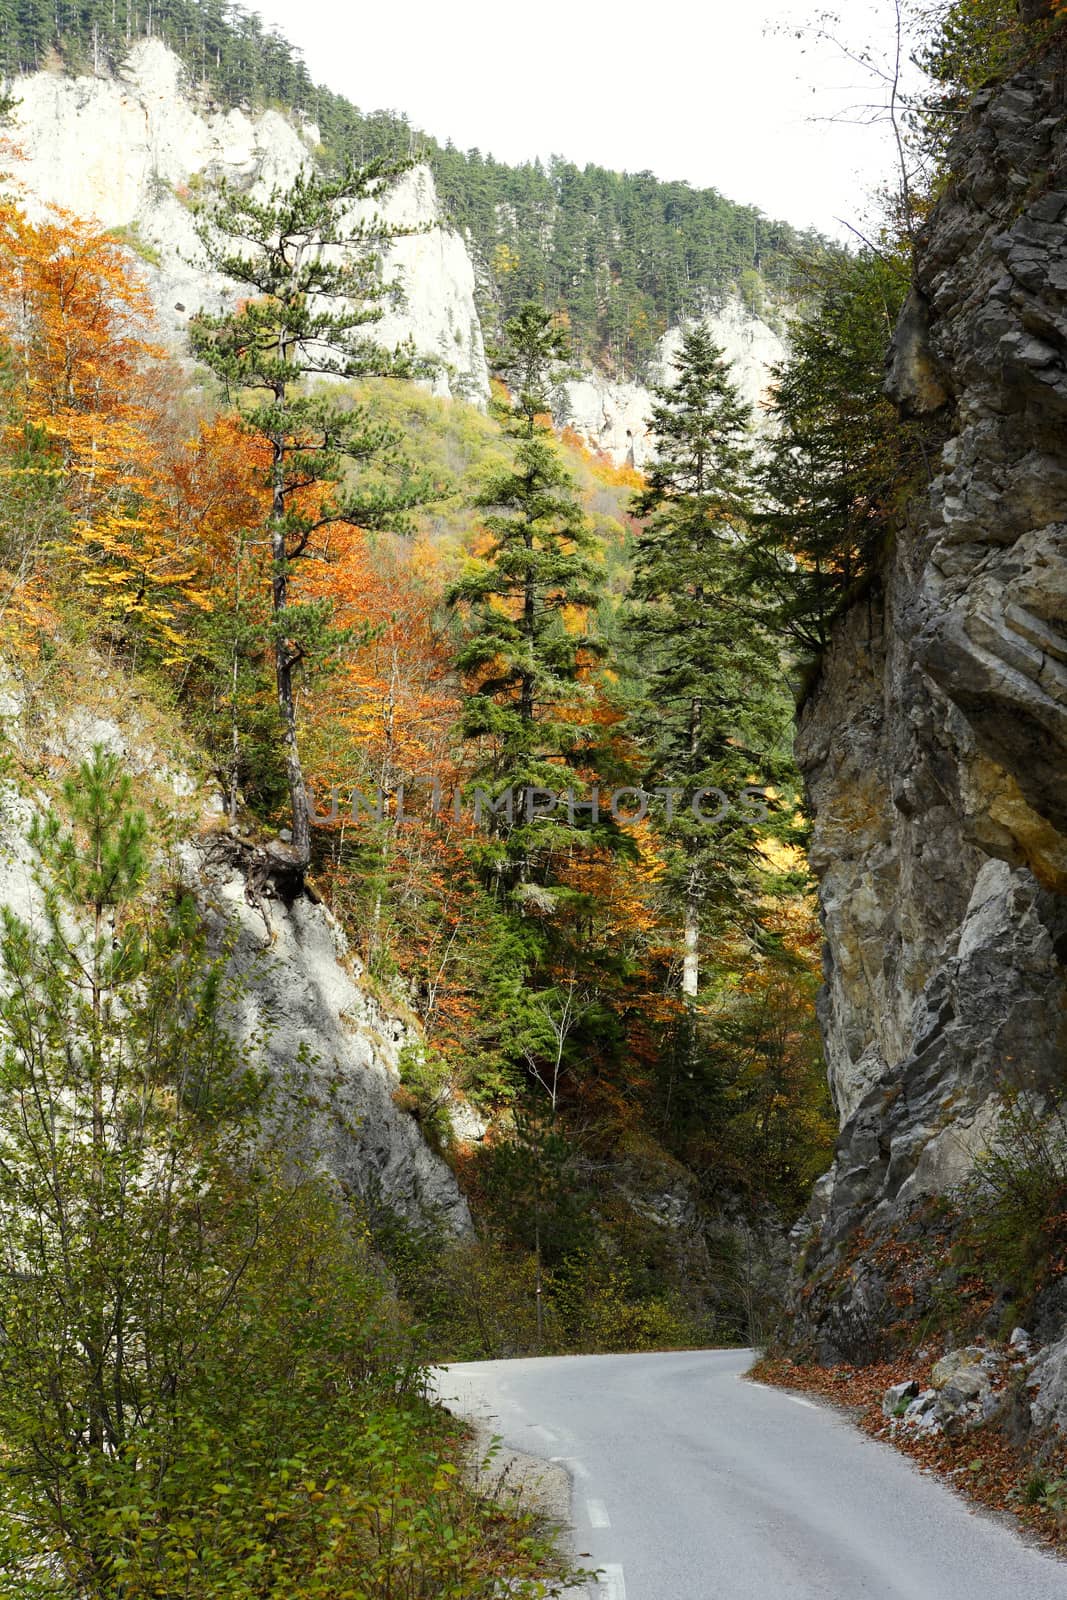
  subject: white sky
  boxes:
[249,1,918,239]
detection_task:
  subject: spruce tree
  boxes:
[748,251,914,656]
[190,160,434,877]
[448,302,609,885]
[626,324,785,999]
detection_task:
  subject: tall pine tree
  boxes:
[448,303,609,888]
[190,160,434,877]
[626,324,786,998]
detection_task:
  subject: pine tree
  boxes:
[447,302,610,886]
[190,160,434,876]
[0,748,259,1550]
[747,251,917,658]
[626,324,786,999]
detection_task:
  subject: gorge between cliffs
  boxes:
[0,0,1065,1592]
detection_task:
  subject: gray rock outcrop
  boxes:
[197,852,472,1232]
[0,659,471,1236]
[793,25,1067,1392]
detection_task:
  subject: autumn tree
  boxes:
[156,413,281,817]
[190,160,435,875]
[448,302,610,887]
[297,523,466,968]
[626,324,786,999]
[0,206,211,655]
[0,337,64,640]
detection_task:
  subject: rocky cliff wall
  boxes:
[196,851,472,1232]
[794,26,1067,1378]
[6,39,489,403]
[562,295,786,467]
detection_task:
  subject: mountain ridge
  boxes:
[2,34,788,465]
[0,0,829,376]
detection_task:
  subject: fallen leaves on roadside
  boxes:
[750,1353,1067,1552]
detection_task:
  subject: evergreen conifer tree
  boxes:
[190,161,434,875]
[747,251,914,656]
[626,324,785,998]
[448,302,610,886]
[0,749,260,1555]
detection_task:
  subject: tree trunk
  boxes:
[516,518,537,880]
[521,521,536,722]
[88,895,107,1453]
[270,431,311,870]
[682,694,702,999]
[534,1209,544,1352]
[228,639,240,824]
[682,889,700,999]
[227,530,244,823]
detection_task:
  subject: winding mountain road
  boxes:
[433,1349,1066,1600]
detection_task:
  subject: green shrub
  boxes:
[955,1089,1067,1326]
[0,754,575,1598]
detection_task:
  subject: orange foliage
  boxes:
[0,207,160,493]
[0,204,217,652]
[158,414,269,573]
[299,528,461,797]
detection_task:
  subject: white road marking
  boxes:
[742,1372,820,1412]
[586,1497,611,1528]
[551,1455,590,1479]
[599,1563,626,1599]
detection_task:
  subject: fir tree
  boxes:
[626,324,786,998]
[748,251,915,657]
[447,302,609,886]
[190,160,434,875]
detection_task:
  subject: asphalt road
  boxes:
[433,1348,1067,1600]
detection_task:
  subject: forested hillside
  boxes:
[0,0,829,372]
[0,78,836,1340]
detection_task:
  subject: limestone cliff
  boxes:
[7,39,490,404]
[562,295,786,467]
[5,38,787,452]
[196,850,472,1232]
[794,25,1067,1388]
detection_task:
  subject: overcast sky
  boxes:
[248,0,919,239]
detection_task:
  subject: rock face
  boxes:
[0,657,471,1235]
[197,854,472,1232]
[5,39,788,436]
[8,39,489,403]
[562,295,786,467]
[794,31,1067,1369]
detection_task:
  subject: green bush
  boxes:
[956,1089,1067,1329]
[0,754,575,1598]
